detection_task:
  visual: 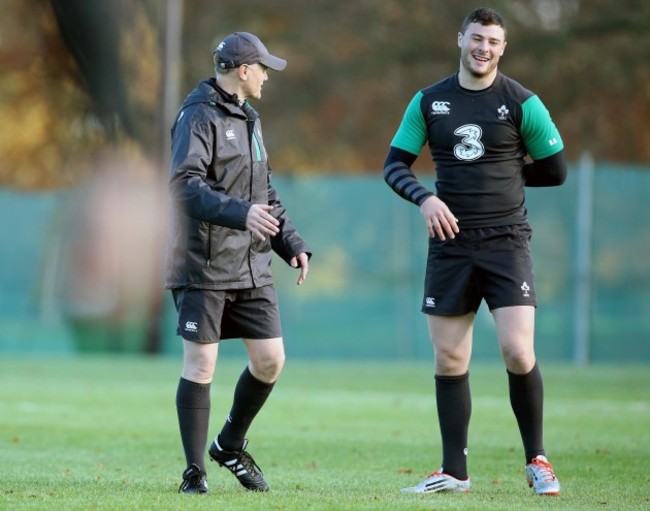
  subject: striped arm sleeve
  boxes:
[383,147,433,206]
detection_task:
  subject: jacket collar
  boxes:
[202,78,259,121]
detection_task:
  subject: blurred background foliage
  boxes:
[1,0,649,190]
[0,0,648,359]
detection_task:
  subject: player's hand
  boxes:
[420,196,459,240]
[246,204,280,241]
[290,252,309,286]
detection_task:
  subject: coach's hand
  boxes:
[420,196,459,240]
[290,252,309,286]
[246,204,280,241]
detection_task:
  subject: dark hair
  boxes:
[460,7,507,36]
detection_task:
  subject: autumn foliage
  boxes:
[1,0,649,190]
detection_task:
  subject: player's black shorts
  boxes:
[421,224,537,316]
[171,285,282,343]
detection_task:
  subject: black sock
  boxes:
[435,372,471,480]
[218,366,275,451]
[176,377,211,473]
[508,362,545,464]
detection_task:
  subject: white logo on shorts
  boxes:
[425,297,436,308]
[521,282,530,297]
[184,321,198,332]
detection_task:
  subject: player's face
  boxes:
[458,23,506,79]
[239,63,269,100]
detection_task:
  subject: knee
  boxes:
[501,345,535,373]
[250,351,285,383]
[434,345,469,375]
[183,348,216,383]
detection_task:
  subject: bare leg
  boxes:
[177,339,219,472]
[217,337,285,450]
[493,306,545,462]
[427,313,474,479]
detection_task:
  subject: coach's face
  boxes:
[238,62,269,101]
[458,22,507,79]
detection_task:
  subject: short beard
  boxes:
[461,53,496,79]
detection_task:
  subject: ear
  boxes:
[237,64,249,80]
[501,41,507,56]
[457,32,463,48]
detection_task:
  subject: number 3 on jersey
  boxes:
[453,124,485,161]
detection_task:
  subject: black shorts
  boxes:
[421,224,537,315]
[171,285,282,343]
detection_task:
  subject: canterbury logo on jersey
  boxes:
[431,101,451,115]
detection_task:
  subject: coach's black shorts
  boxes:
[171,285,282,343]
[421,224,537,316]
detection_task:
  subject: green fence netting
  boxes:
[1,163,648,362]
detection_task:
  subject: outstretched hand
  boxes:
[246,204,280,241]
[420,196,459,240]
[290,252,309,286]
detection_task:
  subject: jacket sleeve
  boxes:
[266,169,312,264]
[168,107,250,229]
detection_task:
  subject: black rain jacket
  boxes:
[165,78,310,290]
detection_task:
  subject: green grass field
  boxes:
[1,355,648,510]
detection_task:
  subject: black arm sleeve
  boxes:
[523,150,568,187]
[383,146,434,206]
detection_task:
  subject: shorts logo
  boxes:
[521,282,530,297]
[432,101,451,115]
[184,321,198,333]
[425,297,436,308]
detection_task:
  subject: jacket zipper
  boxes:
[252,133,262,161]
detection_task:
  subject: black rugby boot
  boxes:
[178,463,208,494]
[208,438,268,491]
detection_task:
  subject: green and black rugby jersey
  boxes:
[390,72,563,228]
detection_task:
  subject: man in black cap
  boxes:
[166,32,311,494]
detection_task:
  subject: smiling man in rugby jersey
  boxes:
[384,7,565,496]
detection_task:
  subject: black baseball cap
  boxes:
[214,32,287,71]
